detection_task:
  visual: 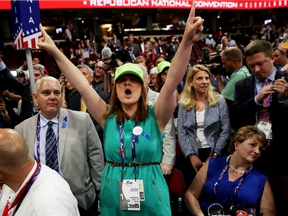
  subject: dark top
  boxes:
[67,87,110,143]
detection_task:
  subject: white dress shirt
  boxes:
[0,162,80,216]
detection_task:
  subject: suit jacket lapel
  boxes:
[247,75,255,99]
[28,114,39,158]
[204,101,220,129]
[183,109,197,131]
[59,108,68,165]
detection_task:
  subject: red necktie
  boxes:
[114,40,116,46]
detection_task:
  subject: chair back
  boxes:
[165,168,185,196]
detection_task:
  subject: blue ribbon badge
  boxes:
[61,116,67,129]
[133,126,150,142]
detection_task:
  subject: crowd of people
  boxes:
[0,3,288,216]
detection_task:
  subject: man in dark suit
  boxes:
[138,35,145,52]
[165,36,179,62]
[66,48,77,60]
[125,34,141,58]
[232,40,288,177]
[0,58,41,121]
[115,22,124,43]
[109,33,121,51]
[67,64,110,143]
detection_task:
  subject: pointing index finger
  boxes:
[39,23,47,36]
[189,2,196,20]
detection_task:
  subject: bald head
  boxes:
[0,129,29,168]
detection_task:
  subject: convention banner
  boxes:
[2,0,288,9]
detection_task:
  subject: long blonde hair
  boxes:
[180,64,220,111]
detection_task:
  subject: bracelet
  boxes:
[213,153,218,157]
[2,111,8,117]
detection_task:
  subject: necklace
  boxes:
[229,164,245,175]
[227,155,253,175]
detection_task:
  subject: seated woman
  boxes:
[185,125,276,216]
[177,64,230,186]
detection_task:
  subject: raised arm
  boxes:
[154,3,204,133]
[38,25,107,128]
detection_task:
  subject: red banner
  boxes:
[1,0,288,10]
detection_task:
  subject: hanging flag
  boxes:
[11,0,42,50]
[278,36,288,52]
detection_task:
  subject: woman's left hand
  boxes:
[183,2,204,44]
[38,24,58,56]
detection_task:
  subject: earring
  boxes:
[235,147,237,151]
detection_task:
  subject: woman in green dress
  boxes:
[37,3,204,215]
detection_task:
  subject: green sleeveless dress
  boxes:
[100,105,171,215]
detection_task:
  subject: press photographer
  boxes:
[199,48,228,93]
[97,46,118,93]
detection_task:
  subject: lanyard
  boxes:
[213,156,252,204]
[118,122,137,181]
[2,163,41,216]
[35,115,59,163]
[234,65,243,73]
[95,80,103,89]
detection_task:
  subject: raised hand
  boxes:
[190,154,203,172]
[183,2,204,44]
[256,85,275,103]
[273,76,288,101]
[37,24,58,55]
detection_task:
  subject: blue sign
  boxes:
[11,0,41,49]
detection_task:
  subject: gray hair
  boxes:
[35,76,61,95]
[33,64,45,75]
[150,67,158,75]
[77,64,93,76]
[136,56,146,62]
[136,64,147,76]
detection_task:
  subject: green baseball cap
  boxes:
[157,61,171,74]
[114,63,144,84]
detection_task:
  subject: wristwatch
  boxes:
[213,152,218,157]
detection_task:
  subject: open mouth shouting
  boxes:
[125,89,132,97]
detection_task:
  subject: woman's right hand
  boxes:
[189,154,203,172]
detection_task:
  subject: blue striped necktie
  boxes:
[45,121,59,172]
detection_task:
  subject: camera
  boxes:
[86,61,95,72]
[200,48,227,75]
[104,53,118,69]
